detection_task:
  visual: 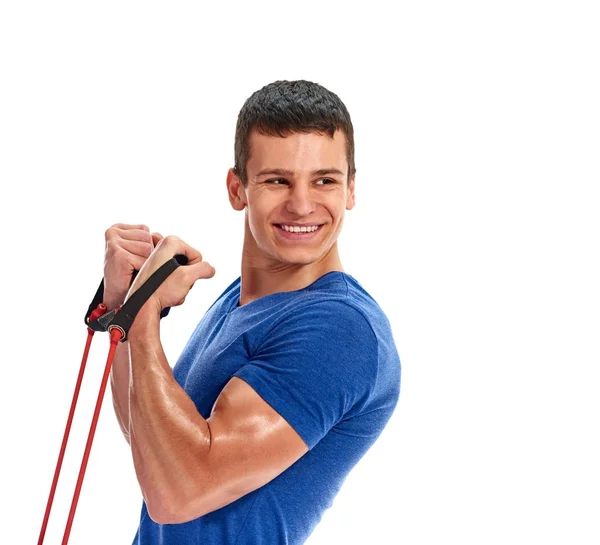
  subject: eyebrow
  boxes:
[254,168,346,178]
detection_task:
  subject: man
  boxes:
[104,80,401,544]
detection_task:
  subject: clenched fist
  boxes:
[103,223,163,309]
[125,235,216,314]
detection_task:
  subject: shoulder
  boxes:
[254,295,380,387]
[271,293,378,342]
[284,272,392,340]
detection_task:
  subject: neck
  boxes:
[238,226,344,307]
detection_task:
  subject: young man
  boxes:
[105,80,401,544]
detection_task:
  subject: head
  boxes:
[227,80,356,270]
[233,80,356,187]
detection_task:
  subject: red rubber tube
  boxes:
[61,327,123,544]
[38,304,107,545]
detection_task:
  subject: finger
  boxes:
[112,223,150,232]
[129,254,149,273]
[118,238,154,259]
[172,261,215,297]
[184,245,204,264]
[189,261,216,281]
[105,250,146,278]
[110,246,148,272]
[115,228,153,243]
[151,232,164,247]
[161,235,203,263]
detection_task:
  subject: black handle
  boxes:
[86,253,189,333]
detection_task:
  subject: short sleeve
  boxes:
[233,299,378,450]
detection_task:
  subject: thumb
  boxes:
[151,232,164,248]
[190,260,216,282]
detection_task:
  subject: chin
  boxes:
[279,254,319,266]
[273,248,322,266]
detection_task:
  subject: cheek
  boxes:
[326,196,347,222]
[246,199,273,237]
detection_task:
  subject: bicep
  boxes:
[193,377,309,516]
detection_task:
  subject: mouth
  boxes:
[273,223,324,240]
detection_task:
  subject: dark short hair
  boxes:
[233,80,355,186]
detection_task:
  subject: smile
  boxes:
[274,223,324,239]
[277,224,321,233]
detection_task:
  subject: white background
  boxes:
[1,1,598,544]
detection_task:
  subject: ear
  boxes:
[346,174,356,210]
[226,168,247,211]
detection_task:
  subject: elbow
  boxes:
[146,496,182,525]
[149,511,206,526]
[147,507,181,525]
[143,486,182,525]
[147,505,208,525]
[145,490,211,525]
[142,461,223,524]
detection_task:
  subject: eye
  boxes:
[267,178,289,185]
[316,178,336,185]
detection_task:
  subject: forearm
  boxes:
[104,290,132,444]
[127,306,212,521]
[109,342,131,444]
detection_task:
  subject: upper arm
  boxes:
[173,301,378,522]
[176,376,309,521]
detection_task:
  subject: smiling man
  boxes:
[104,80,401,544]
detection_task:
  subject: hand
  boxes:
[103,223,163,309]
[124,235,216,314]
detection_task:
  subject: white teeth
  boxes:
[280,224,320,233]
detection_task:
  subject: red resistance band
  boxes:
[38,254,188,545]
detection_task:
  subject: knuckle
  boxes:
[133,256,146,270]
[112,246,128,261]
[105,239,119,254]
[142,241,153,256]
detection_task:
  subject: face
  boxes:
[227,129,355,269]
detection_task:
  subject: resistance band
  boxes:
[37,254,188,545]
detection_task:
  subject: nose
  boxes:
[285,183,315,217]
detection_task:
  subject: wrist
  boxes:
[127,299,162,342]
[103,290,125,311]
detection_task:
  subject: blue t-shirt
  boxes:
[132,271,401,545]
